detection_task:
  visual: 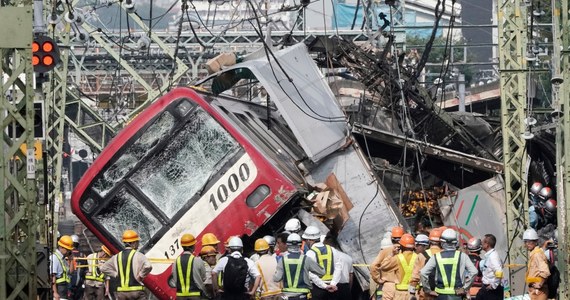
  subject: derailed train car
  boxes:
[72,43,405,299]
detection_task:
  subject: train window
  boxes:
[92,111,175,196]
[94,187,161,246]
[246,185,270,207]
[130,108,240,218]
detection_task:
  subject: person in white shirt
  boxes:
[323,235,353,299]
[476,234,503,300]
[212,237,261,300]
[302,226,343,300]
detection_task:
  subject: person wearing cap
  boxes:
[200,246,219,298]
[52,235,74,300]
[100,229,152,300]
[84,245,112,300]
[169,233,208,300]
[254,239,282,300]
[273,233,325,300]
[302,226,343,300]
[420,229,477,300]
[476,234,503,300]
[212,236,261,300]
[371,227,405,300]
[414,234,429,300]
[523,228,550,300]
[381,234,422,300]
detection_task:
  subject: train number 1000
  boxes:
[208,163,251,211]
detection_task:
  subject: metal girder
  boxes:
[497,0,529,294]
[0,5,38,299]
[554,0,570,298]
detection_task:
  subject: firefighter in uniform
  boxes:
[523,228,550,300]
[420,229,477,300]
[52,235,74,300]
[303,226,343,300]
[273,233,325,300]
[84,245,112,300]
[382,234,422,300]
[371,227,405,300]
[100,229,152,300]
[254,238,282,299]
[170,233,209,300]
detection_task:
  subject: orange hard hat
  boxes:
[399,234,415,249]
[429,228,442,242]
[181,234,197,247]
[58,235,74,250]
[101,245,111,256]
[122,230,140,243]
[391,226,405,238]
[200,245,217,256]
[439,226,448,232]
[254,238,270,252]
[201,233,220,246]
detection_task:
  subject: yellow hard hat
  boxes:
[101,245,111,256]
[58,235,74,250]
[200,245,217,256]
[122,230,140,243]
[254,238,270,252]
[181,234,197,247]
[201,233,220,246]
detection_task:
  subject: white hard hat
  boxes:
[380,237,392,250]
[441,229,458,243]
[228,236,243,249]
[523,228,539,241]
[415,234,429,246]
[530,182,543,195]
[71,234,80,243]
[301,226,321,240]
[284,218,301,233]
[467,238,482,252]
[263,235,276,247]
[287,233,302,245]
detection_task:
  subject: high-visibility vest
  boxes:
[434,251,461,295]
[54,252,71,284]
[117,249,145,292]
[282,253,310,294]
[311,245,334,282]
[85,253,105,282]
[396,253,418,290]
[426,249,433,257]
[176,254,201,297]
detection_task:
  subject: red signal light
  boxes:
[42,41,54,52]
[32,35,59,73]
[32,55,40,66]
[43,55,54,66]
[32,42,40,53]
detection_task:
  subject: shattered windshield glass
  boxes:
[94,187,161,246]
[92,112,176,196]
[131,108,240,218]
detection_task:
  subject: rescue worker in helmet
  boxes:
[250,236,275,262]
[523,228,550,300]
[420,229,477,300]
[273,233,325,300]
[84,245,112,300]
[69,234,87,300]
[302,226,343,299]
[538,199,557,229]
[370,226,405,299]
[100,229,152,300]
[200,246,219,298]
[528,182,543,229]
[263,235,276,255]
[421,228,443,300]
[212,236,261,300]
[382,233,422,300]
[414,234,430,300]
[285,218,311,253]
[465,238,483,298]
[52,235,74,300]
[169,233,208,300]
[254,239,282,300]
[370,235,393,299]
[202,233,222,259]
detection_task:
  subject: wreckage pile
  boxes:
[399,186,444,218]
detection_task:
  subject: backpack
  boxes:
[547,254,560,298]
[223,256,248,293]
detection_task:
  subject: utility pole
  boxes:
[0,1,38,299]
[497,0,529,295]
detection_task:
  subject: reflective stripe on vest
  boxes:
[85,253,105,282]
[396,253,418,290]
[311,245,334,281]
[282,255,310,293]
[426,249,432,257]
[54,252,71,284]
[217,271,223,289]
[176,254,201,297]
[117,250,145,292]
[434,251,460,295]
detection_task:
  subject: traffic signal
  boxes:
[32,35,59,73]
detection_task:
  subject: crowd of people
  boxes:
[50,217,559,300]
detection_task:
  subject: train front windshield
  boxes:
[80,99,241,249]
